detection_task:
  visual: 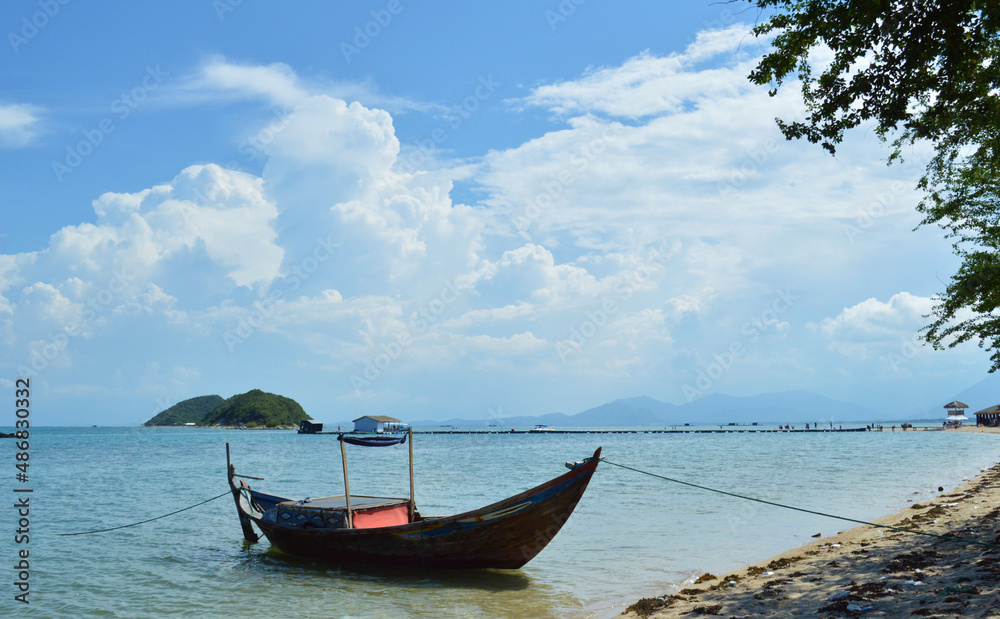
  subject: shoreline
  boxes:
[622,426,1000,617]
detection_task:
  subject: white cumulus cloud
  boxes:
[817,292,935,358]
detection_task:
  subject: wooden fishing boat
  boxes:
[225,434,601,569]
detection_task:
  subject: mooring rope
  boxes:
[597,458,1000,550]
[57,491,231,536]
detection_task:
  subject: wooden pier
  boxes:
[412,427,872,435]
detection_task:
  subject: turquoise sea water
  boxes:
[7,426,1000,618]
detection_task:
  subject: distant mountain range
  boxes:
[150,379,1000,430]
[401,390,894,429]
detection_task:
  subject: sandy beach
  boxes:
[622,427,1000,618]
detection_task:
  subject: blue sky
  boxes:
[0,1,988,426]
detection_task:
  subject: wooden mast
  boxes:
[408,427,415,521]
[340,437,353,528]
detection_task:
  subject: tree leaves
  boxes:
[747,0,1000,369]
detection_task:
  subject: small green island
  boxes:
[145,389,311,428]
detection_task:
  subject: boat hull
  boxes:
[232,448,601,569]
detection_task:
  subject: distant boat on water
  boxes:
[298,420,324,434]
[529,424,556,432]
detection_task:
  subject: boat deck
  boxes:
[271,494,412,530]
[282,495,408,510]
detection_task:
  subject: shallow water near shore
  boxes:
[14,426,1000,617]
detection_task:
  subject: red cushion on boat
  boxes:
[352,504,409,529]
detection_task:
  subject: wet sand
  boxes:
[622,427,1000,618]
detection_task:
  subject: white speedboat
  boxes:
[528,424,556,432]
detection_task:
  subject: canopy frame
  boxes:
[338,427,414,529]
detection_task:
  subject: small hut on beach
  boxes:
[973,404,1000,428]
[944,401,969,428]
[944,400,969,419]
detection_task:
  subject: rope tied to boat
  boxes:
[597,457,1000,550]
[57,491,231,536]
